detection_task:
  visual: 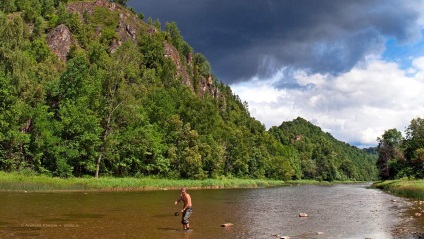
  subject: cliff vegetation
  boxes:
[0,0,377,181]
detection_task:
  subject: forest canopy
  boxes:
[0,0,378,181]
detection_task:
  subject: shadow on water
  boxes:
[153,213,176,218]
[43,218,73,222]
[62,213,103,219]
[1,225,42,238]
[157,227,178,231]
[7,226,42,232]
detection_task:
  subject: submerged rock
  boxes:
[221,223,233,227]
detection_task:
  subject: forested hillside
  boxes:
[0,0,377,180]
[269,117,378,181]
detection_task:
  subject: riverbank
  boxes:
[0,171,288,192]
[372,179,424,200]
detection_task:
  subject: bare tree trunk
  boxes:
[94,101,123,178]
[95,154,102,178]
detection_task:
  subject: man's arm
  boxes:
[175,194,182,205]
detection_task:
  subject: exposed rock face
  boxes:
[46,24,72,61]
[186,52,193,65]
[163,42,222,100]
[66,0,116,16]
[110,12,138,53]
[66,0,142,54]
[199,74,221,99]
[163,42,192,89]
[46,0,223,103]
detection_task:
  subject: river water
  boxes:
[0,183,423,239]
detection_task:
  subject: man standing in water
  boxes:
[175,187,192,231]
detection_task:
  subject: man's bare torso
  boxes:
[181,193,192,207]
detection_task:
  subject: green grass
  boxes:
[0,172,371,192]
[372,179,424,200]
[0,172,286,192]
[285,179,364,186]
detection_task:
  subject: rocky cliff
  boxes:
[45,0,221,100]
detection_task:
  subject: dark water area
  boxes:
[0,183,423,239]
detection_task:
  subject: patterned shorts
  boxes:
[181,207,192,225]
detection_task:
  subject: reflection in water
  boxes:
[241,184,407,238]
[0,184,421,239]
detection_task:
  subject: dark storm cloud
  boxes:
[127,0,422,85]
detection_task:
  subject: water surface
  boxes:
[0,183,422,238]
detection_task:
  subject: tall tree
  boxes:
[404,118,424,178]
[95,42,143,177]
[376,128,404,179]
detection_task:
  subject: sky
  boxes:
[127,0,424,148]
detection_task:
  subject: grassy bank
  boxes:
[0,172,286,192]
[372,179,424,200]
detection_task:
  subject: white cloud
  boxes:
[230,58,424,147]
[232,73,285,104]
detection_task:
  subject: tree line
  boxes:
[377,118,424,180]
[0,0,378,180]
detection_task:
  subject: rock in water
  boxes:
[221,223,233,227]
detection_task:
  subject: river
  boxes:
[0,183,423,239]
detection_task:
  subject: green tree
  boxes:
[53,0,68,8]
[95,42,144,177]
[339,159,357,180]
[56,54,103,176]
[137,12,145,20]
[147,17,161,30]
[165,22,192,57]
[28,104,59,174]
[199,135,225,178]
[194,53,210,77]
[404,118,424,178]
[139,33,165,69]
[404,118,424,160]
[0,0,17,13]
[41,0,55,18]
[412,148,424,178]
[376,128,404,179]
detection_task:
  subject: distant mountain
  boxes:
[269,117,377,181]
[0,0,377,180]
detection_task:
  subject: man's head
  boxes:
[181,187,187,194]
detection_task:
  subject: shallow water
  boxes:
[0,183,422,239]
